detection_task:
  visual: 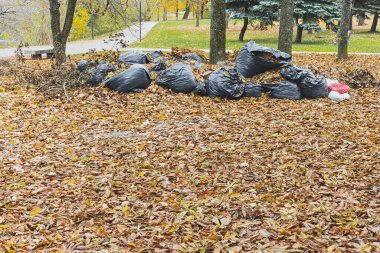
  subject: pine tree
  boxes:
[226,0,340,43]
[294,0,340,44]
[354,0,380,32]
[226,0,279,41]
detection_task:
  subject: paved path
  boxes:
[0,22,158,58]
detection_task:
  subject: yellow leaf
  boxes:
[85,199,91,206]
[67,179,76,185]
[30,207,42,216]
[0,224,8,229]
[157,113,166,120]
[230,193,240,198]
[122,205,129,214]
[327,244,337,252]
[208,234,220,240]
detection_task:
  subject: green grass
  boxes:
[132,19,380,53]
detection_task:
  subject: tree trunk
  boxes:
[163,8,167,21]
[49,0,77,65]
[196,0,200,27]
[371,12,378,32]
[157,2,160,21]
[295,26,303,43]
[239,17,249,41]
[210,0,226,64]
[183,0,190,19]
[278,0,294,54]
[358,15,365,26]
[200,1,205,19]
[337,0,352,60]
[176,0,179,20]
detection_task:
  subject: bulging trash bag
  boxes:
[194,62,204,68]
[236,41,292,78]
[243,83,264,98]
[105,64,151,92]
[265,81,302,100]
[298,77,328,99]
[90,62,118,86]
[118,51,148,64]
[151,59,166,72]
[150,50,164,59]
[77,59,89,72]
[182,53,203,63]
[205,67,245,99]
[280,65,314,83]
[328,91,350,101]
[194,81,207,96]
[156,63,197,93]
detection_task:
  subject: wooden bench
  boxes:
[23,49,54,59]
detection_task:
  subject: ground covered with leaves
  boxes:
[0,54,380,252]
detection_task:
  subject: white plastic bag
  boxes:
[328,91,350,101]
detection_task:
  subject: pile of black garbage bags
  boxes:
[77,41,330,100]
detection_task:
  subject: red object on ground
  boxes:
[328,83,350,94]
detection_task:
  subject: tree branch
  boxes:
[62,0,78,39]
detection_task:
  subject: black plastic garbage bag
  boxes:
[194,81,207,96]
[205,67,245,99]
[156,63,197,93]
[265,81,302,100]
[194,62,204,68]
[182,53,203,63]
[236,41,292,78]
[77,59,89,72]
[151,59,166,72]
[280,65,314,83]
[243,83,264,98]
[150,50,164,59]
[105,64,151,92]
[118,51,148,64]
[90,62,118,86]
[298,77,328,99]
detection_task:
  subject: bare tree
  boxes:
[48,0,78,64]
[337,0,352,59]
[210,0,226,64]
[0,6,15,17]
[196,0,200,27]
[278,0,294,54]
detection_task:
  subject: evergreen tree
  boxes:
[294,0,340,43]
[226,0,279,41]
[354,0,380,32]
[226,0,340,43]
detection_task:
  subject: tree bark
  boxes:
[200,1,205,19]
[358,14,365,26]
[176,0,179,20]
[183,0,190,19]
[239,17,249,41]
[278,0,294,54]
[49,0,77,65]
[163,8,167,21]
[157,2,160,21]
[295,26,303,43]
[196,0,200,27]
[371,12,378,32]
[337,0,352,60]
[210,0,226,64]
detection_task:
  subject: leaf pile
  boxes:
[0,56,379,252]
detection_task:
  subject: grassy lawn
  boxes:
[132,19,380,53]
